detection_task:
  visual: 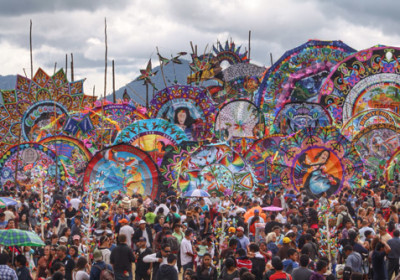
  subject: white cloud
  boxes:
[1,0,400,96]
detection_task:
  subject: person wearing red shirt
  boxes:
[269,256,292,280]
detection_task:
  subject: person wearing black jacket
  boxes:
[110,234,135,280]
[156,254,178,280]
[134,237,153,280]
[52,245,75,280]
[133,220,153,248]
[249,244,266,280]
[264,214,282,235]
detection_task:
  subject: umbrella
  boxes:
[0,229,45,247]
[244,206,267,223]
[0,197,18,208]
[184,189,210,198]
[262,206,283,212]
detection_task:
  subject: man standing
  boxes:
[90,249,113,280]
[180,229,195,275]
[135,237,153,280]
[133,220,153,248]
[388,229,400,279]
[143,244,177,280]
[119,218,134,248]
[291,254,313,280]
[71,216,82,237]
[0,252,17,279]
[236,226,250,253]
[53,245,75,280]
[343,245,363,274]
[110,234,135,280]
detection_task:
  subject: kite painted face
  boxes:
[177,110,187,126]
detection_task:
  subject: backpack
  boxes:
[94,264,114,280]
[162,235,180,253]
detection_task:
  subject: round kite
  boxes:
[83,144,159,199]
[341,109,400,139]
[177,144,256,196]
[319,46,400,126]
[0,142,67,191]
[272,127,363,198]
[256,40,355,126]
[0,68,95,149]
[215,100,265,141]
[149,85,215,141]
[159,141,202,190]
[385,147,400,182]
[352,123,400,177]
[114,119,188,165]
[39,135,92,186]
[245,135,285,186]
[273,102,332,134]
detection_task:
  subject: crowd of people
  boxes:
[1,177,400,280]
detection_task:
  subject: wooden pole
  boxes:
[104,18,108,101]
[145,82,149,109]
[248,30,251,61]
[70,53,74,82]
[40,182,44,240]
[270,53,274,66]
[30,20,33,79]
[13,131,22,188]
[53,93,58,190]
[54,62,57,75]
[112,60,116,103]
[86,187,93,259]
[92,86,95,107]
[101,18,108,150]
[65,54,68,78]
[326,211,332,272]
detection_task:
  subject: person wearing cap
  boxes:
[59,235,68,246]
[90,249,113,280]
[133,220,153,248]
[134,237,153,280]
[52,245,75,280]
[277,237,292,260]
[119,218,134,248]
[236,226,250,253]
[72,235,87,256]
[209,191,220,206]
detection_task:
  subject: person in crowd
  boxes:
[110,234,135,280]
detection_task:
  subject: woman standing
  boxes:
[196,253,218,280]
[36,245,52,280]
[72,257,90,280]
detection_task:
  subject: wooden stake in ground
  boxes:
[248,30,251,61]
[65,54,68,77]
[112,60,116,103]
[30,20,33,79]
[70,53,74,82]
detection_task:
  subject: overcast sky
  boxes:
[0,0,400,96]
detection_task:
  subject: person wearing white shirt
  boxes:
[143,243,178,279]
[118,219,134,248]
[180,228,195,275]
[70,196,82,210]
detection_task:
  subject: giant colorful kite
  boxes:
[271,127,363,198]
